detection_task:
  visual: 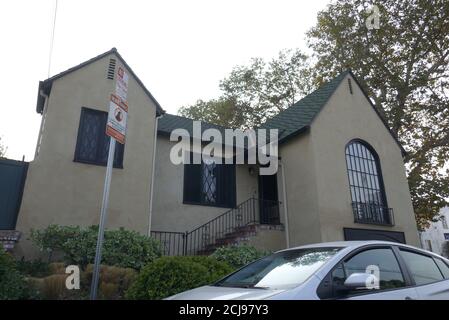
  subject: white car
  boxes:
[167,241,449,300]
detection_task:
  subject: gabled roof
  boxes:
[36,48,164,116]
[157,113,226,137]
[260,70,406,156]
[260,70,349,143]
[156,72,348,143]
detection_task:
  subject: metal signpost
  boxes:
[90,66,129,300]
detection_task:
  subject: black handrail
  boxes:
[151,197,281,256]
[150,230,186,256]
[185,197,258,255]
[352,201,394,226]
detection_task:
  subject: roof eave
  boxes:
[278,126,311,145]
[35,48,165,116]
[347,70,407,158]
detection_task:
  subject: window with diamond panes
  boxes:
[183,153,236,208]
[74,107,124,168]
[345,140,386,206]
[202,161,217,204]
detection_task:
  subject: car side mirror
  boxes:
[343,273,379,290]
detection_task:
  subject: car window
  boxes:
[331,263,346,287]
[340,248,405,291]
[399,250,444,285]
[434,258,449,279]
[215,247,341,290]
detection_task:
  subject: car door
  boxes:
[317,245,419,300]
[397,248,449,300]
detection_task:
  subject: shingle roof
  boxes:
[260,70,349,142]
[158,70,406,156]
[158,114,226,137]
[36,48,164,116]
[158,72,348,141]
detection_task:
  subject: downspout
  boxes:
[279,159,290,248]
[148,113,162,236]
[34,90,49,159]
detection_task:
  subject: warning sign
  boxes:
[115,66,129,101]
[106,93,128,144]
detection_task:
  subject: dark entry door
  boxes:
[0,159,28,230]
[258,173,280,224]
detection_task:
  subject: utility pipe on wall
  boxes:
[279,159,290,248]
[148,113,162,235]
[34,91,50,159]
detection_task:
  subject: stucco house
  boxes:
[9,48,419,258]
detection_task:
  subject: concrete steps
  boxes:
[196,224,284,255]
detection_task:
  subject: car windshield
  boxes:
[215,247,342,290]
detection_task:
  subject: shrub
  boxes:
[16,258,50,278]
[84,264,137,300]
[210,244,271,269]
[28,263,137,300]
[126,256,233,300]
[30,225,162,270]
[0,250,30,299]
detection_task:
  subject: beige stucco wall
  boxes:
[279,134,323,247]
[279,73,419,247]
[246,225,286,252]
[309,74,419,246]
[15,53,158,258]
[151,136,259,232]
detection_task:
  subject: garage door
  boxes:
[344,228,406,244]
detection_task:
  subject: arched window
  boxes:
[345,140,392,225]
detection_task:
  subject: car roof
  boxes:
[277,240,449,261]
[279,240,393,250]
[279,240,426,253]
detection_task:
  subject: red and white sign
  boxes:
[106,66,129,144]
[106,93,128,144]
[115,66,129,101]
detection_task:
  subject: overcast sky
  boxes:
[0,0,330,160]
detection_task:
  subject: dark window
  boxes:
[337,248,405,292]
[434,258,449,279]
[345,140,391,224]
[183,154,236,208]
[74,107,124,168]
[399,250,444,285]
[346,141,386,205]
[331,263,346,288]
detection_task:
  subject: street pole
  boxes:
[90,137,116,300]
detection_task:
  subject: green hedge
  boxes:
[126,256,233,300]
[210,244,270,269]
[30,225,162,270]
[16,258,51,278]
[0,250,32,299]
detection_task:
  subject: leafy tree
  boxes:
[0,136,6,158]
[307,0,449,228]
[179,97,244,128]
[178,0,448,228]
[179,49,311,128]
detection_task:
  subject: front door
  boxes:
[258,173,280,224]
